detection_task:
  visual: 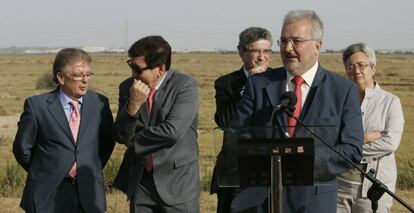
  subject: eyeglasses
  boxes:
[65,72,94,81]
[127,59,153,74]
[277,38,316,47]
[246,48,273,55]
[346,63,371,72]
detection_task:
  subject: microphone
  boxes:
[275,91,297,113]
[271,91,298,138]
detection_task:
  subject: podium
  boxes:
[213,126,333,212]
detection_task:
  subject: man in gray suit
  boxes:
[13,48,115,213]
[113,36,200,212]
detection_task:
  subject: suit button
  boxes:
[76,151,79,154]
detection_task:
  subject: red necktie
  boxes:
[69,100,80,177]
[145,88,157,172]
[288,76,304,137]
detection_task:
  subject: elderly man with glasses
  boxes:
[230,10,364,213]
[13,48,115,213]
[210,26,273,213]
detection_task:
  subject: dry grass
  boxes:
[0,189,412,212]
[0,53,413,212]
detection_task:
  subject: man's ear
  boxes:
[238,49,244,58]
[371,64,377,75]
[56,72,65,85]
[315,40,323,53]
[159,64,167,72]
[157,64,167,79]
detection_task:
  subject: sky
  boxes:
[1,0,413,51]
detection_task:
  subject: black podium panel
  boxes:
[238,138,314,187]
[212,126,340,187]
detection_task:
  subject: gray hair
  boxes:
[237,27,273,51]
[342,43,377,65]
[52,48,91,84]
[283,10,324,40]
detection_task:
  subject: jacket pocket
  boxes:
[308,116,339,126]
[174,151,198,169]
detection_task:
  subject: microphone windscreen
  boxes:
[280,91,297,107]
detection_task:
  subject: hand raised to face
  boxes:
[127,79,151,116]
[248,63,268,75]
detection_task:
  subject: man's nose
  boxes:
[281,41,294,53]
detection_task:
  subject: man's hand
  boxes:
[127,79,150,116]
[248,64,268,75]
[364,131,383,144]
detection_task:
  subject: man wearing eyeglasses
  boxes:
[210,26,273,213]
[337,43,404,213]
[231,10,364,212]
[13,48,115,213]
[113,36,200,212]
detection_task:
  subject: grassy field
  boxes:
[0,53,413,212]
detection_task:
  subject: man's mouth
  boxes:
[285,54,298,59]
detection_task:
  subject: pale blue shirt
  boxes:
[59,89,83,121]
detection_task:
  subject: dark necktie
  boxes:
[288,76,304,137]
[145,88,157,172]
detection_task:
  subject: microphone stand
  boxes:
[269,107,288,213]
[281,107,414,213]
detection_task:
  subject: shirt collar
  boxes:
[365,81,381,98]
[153,72,167,90]
[286,61,319,87]
[59,88,83,105]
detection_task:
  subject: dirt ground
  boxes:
[0,115,18,138]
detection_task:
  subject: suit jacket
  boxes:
[360,83,404,196]
[231,65,364,213]
[13,88,115,213]
[338,82,404,207]
[113,69,200,205]
[214,68,247,128]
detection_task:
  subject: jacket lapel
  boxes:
[47,88,74,143]
[264,70,288,130]
[150,70,175,126]
[300,65,326,122]
[76,93,94,144]
[139,103,150,126]
[231,68,247,97]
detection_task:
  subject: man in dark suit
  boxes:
[13,48,115,213]
[113,36,200,212]
[211,27,273,213]
[231,10,364,212]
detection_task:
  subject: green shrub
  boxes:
[201,166,213,192]
[0,162,26,197]
[397,162,414,189]
[36,71,56,90]
[103,157,121,192]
